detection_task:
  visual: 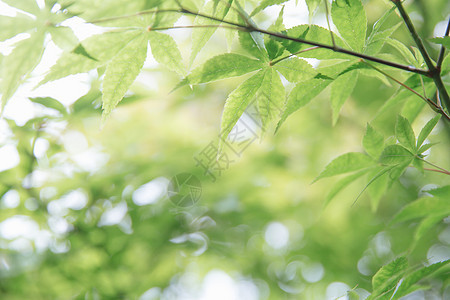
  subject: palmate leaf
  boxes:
[190,0,233,65]
[331,0,367,52]
[273,57,317,83]
[102,34,148,119]
[257,68,285,131]
[363,124,384,159]
[314,152,374,182]
[175,53,264,89]
[220,70,265,147]
[395,115,416,152]
[417,115,440,149]
[1,31,45,108]
[148,31,185,76]
[0,14,36,42]
[265,6,285,60]
[41,31,142,85]
[330,70,358,125]
[363,7,399,55]
[49,26,79,51]
[386,38,418,66]
[276,78,331,132]
[324,169,369,207]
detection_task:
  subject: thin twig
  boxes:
[437,17,450,69]
[420,157,450,175]
[392,0,450,112]
[424,167,450,176]
[270,46,320,65]
[90,8,430,76]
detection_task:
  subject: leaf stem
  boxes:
[90,8,430,76]
[437,17,450,69]
[270,46,320,66]
[392,0,450,112]
[419,157,450,175]
[423,168,450,176]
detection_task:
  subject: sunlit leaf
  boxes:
[250,0,289,16]
[176,53,263,89]
[366,166,389,211]
[363,124,384,159]
[391,197,450,224]
[371,256,408,297]
[1,31,45,107]
[102,34,148,118]
[429,36,450,48]
[149,31,185,76]
[2,0,41,15]
[395,115,416,152]
[379,145,413,165]
[325,169,369,206]
[331,0,367,51]
[29,97,67,116]
[305,0,322,19]
[417,115,440,148]
[190,0,233,65]
[50,26,79,51]
[276,78,331,131]
[219,70,265,146]
[0,14,36,42]
[257,67,285,130]
[238,31,268,61]
[314,152,374,182]
[273,57,317,83]
[330,70,358,125]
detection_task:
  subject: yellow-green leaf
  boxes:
[314,152,374,182]
[330,70,358,125]
[102,34,148,118]
[331,0,367,51]
[149,31,185,76]
[273,57,317,83]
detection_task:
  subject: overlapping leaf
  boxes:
[331,0,367,51]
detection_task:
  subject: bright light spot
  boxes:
[199,270,237,300]
[40,186,57,201]
[357,256,373,276]
[439,226,450,245]
[0,144,20,172]
[373,232,391,257]
[427,244,450,264]
[301,262,325,283]
[326,282,351,300]
[228,113,260,142]
[1,189,20,208]
[0,215,39,239]
[0,2,17,16]
[236,280,259,300]
[132,177,169,205]
[48,216,72,234]
[61,189,89,210]
[24,198,39,211]
[265,222,289,249]
[63,130,88,154]
[33,137,50,158]
[98,201,128,226]
[419,184,439,197]
[139,287,161,300]
[170,232,209,256]
[434,20,449,37]
[72,147,110,172]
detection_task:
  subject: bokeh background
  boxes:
[1,0,450,299]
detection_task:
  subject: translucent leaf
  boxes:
[2,0,41,14]
[314,152,374,182]
[257,68,285,130]
[102,34,148,118]
[148,31,185,76]
[417,115,440,148]
[371,256,408,295]
[331,0,367,51]
[325,169,369,207]
[238,31,268,61]
[429,36,450,48]
[392,260,450,299]
[175,53,263,89]
[417,143,434,154]
[41,31,141,85]
[363,124,384,159]
[386,38,418,66]
[190,0,233,65]
[391,197,450,224]
[379,145,413,165]
[281,25,347,59]
[330,70,358,125]
[265,7,286,60]
[65,0,151,21]
[273,57,317,83]
[366,166,389,211]
[426,185,450,198]
[250,0,289,17]
[414,215,448,245]
[364,23,401,56]
[305,0,322,19]
[276,78,331,131]
[50,26,79,51]
[29,97,67,116]
[1,31,45,107]
[395,115,416,152]
[219,70,265,146]
[0,14,36,42]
